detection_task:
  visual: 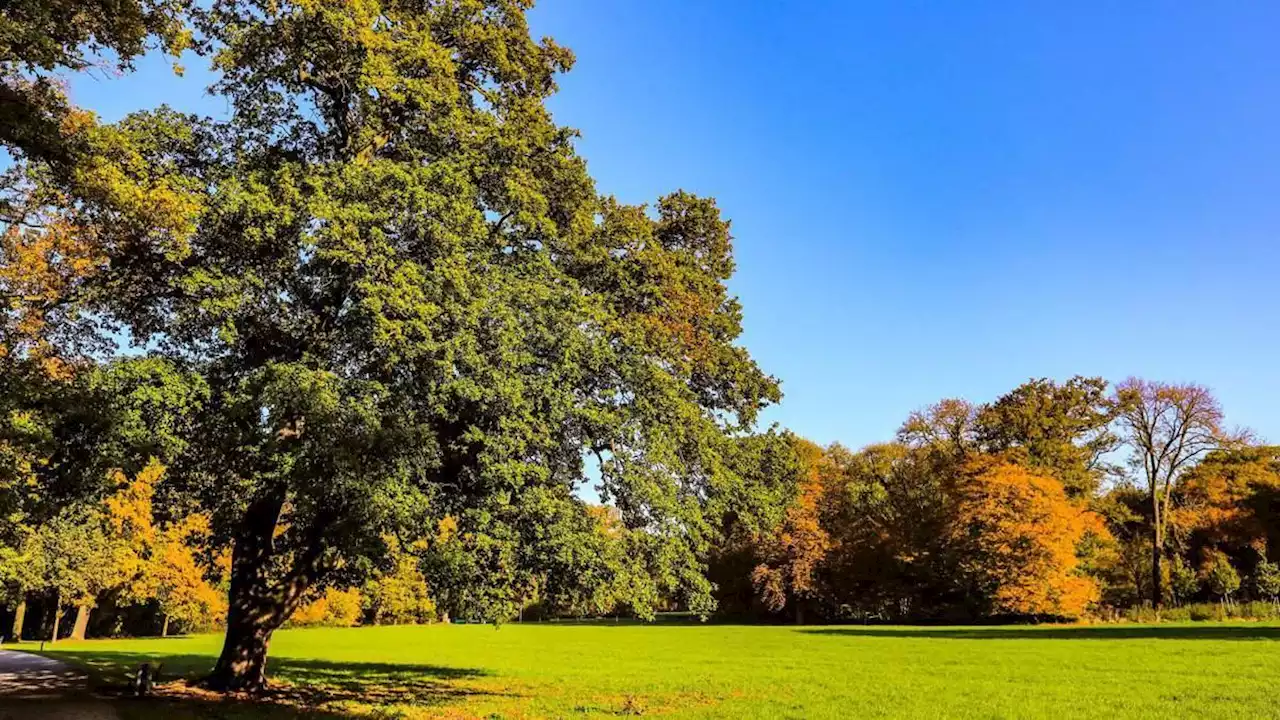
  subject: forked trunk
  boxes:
[70,604,90,640]
[8,600,24,642]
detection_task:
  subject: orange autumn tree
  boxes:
[751,439,831,621]
[0,219,104,377]
[946,459,1104,618]
[1172,446,1280,558]
[104,461,226,635]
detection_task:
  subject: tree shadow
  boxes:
[801,624,1280,641]
[38,649,500,718]
[0,666,86,699]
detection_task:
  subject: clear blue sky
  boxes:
[70,1,1280,448]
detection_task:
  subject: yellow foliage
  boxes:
[99,461,226,629]
[436,515,458,542]
[291,587,363,627]
[103,460,163,543]
[0,220,105,375]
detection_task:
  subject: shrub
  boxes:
[1203,554,1241,604]
[1251,559,1280,603]
[1188,603,1224,622]
[363,560,437,625]
[1167,556,1199,607]
[1123,605,1160,623]
[289,587,363,627]
[1236,601,1280,620]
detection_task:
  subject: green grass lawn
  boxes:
[29,621,1280,719]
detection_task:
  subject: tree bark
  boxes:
[8,600,24,642]
[161,614,170,637]
[49,591,61,644]
[207,607,277,692]
[70,604,90,640]
[203,490,330,692]
[1151,517,1164,609]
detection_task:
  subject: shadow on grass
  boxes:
[801,624,1280,641]
[38,649,498,719]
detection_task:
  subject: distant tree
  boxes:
[361,536,436,625]
[1167,555,1199,607]
[112,462,225,636]
[1203,553,1240,607]
[945,459,1102,618]
[1115,379,1226,608]
[1173,446,1280,568]
[1252,558,1280,606]
[31,511,115,642]
[706,430,809,617]
[148,517,227,635]
[898,399,979,457]
[749,439,829,622]
[976,376,1119,498]
[0,527,44,640]
[819,442,952,620]
[290,587,362,627]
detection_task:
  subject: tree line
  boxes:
[2,0,1276,694]
[710,377,1280,623]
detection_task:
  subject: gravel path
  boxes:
[0,649,118,719]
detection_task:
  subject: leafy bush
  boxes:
[1167,556,1199,607]
[1235,601,1280,620]
[1122,605,1159,623]
[1119,601,1280,623]
[362,540,437,625]
[1203,555,1241,603]
[1251,560,1280,602]
[1188,604,1225,622]
[289,587,363,627]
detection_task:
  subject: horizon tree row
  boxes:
[710,376,1279,623]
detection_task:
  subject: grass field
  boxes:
[30,621,1280,719]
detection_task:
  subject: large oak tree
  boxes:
[10,0,778,690]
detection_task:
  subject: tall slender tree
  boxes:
[1115,378,1225,607]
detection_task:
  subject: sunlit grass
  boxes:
[33,621,1280,718]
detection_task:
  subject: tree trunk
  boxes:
[49,592,61,644]
[203,489,328,692]
[161,614,170,638]
[207,608,277,692]
[70,604,90,640]
[1151,525,1164,609]
[8,600,25,642]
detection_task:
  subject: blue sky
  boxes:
[70,1,1280,448]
